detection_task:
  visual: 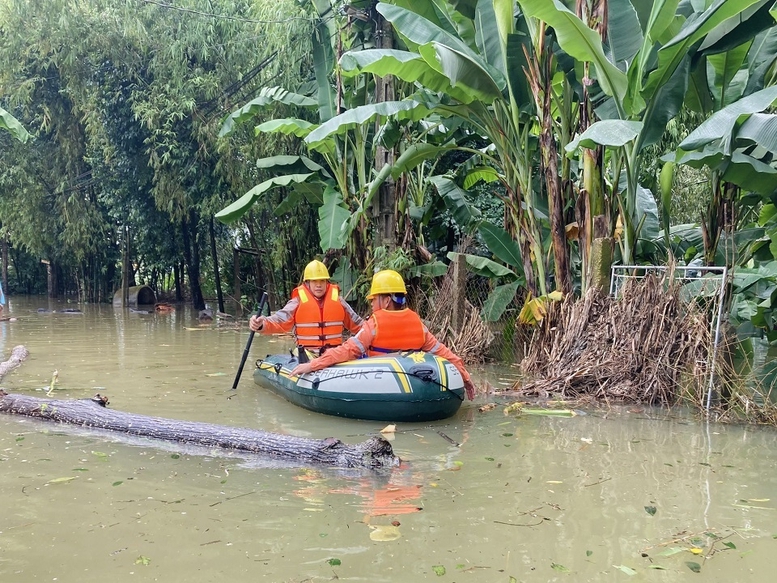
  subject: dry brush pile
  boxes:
[516,274,714,406]
[418,269,495,364]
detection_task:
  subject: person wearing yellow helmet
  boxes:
[290,269,477,400]
[249,260,363,354]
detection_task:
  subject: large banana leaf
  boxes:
[429,42,504,102]
[639,54,691,150]
[606,0,643,67]
[745,28,777,94]
[478,222,524,273]
[255,155,326,175]
[377,2,481,66]
[737,113,777,155]
[392,143,455,178]
[482,281,522,322]
[0,106,30,143]
[430,176,482,232]
[446,251,516,278]
[642,0,765,99]
[339,49,474,103]
[215,173,315,224]
[305,100,433,148]
[218,87,317,137]
[407,261,449,278]
[312,19,336,122]
[476,0,505,74]
[377,2,505,91]
[517,0,628,103]
[675,148,777,194]
[318,188,351,251]
[565,119,644,153]
[679,85,777,151]
[255,118,316,139]
[707,42,750,108]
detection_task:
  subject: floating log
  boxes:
[0,345,29,381]
[0,391,400,469]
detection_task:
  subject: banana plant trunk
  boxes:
[371,12,397,251]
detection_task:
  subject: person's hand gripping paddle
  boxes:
[231,291,268,390]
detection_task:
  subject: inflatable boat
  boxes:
[253,351,465,422]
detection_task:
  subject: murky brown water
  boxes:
[1,296,776,582]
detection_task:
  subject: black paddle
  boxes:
[231,291,269,390]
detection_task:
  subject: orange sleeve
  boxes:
[420,330,472,383]
[307,318,376,371]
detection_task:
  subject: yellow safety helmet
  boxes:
[303,260,330,281]
[367,269,406,299]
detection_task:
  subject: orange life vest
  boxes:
[367,309,426,356]
[291,284,346,348]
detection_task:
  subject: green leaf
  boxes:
[432,565,446,576]
[256,118,316,138]
[657,547,686,557]
[475,0,505,74]
[340,49,474,104]
[647,565,668,570]
[135,556,151,566]
[312,19,336,122]
[723,541,737,549]
[46,476,78,484]
[318,188,350,251]
[606,0,643,65]
[685,561,702,573]
[566,120,643,153]
[429,42,504,103]
[392,143,455,178]
[447,252,515,278]
[644,505,657,516]
[255,155,326,175]
[431,176,482,231]
[679,81,777,151]
[586,550,593,557]
[517,0,628,102]
[0,106,31,143]
[613,565,637,575]
[377,3,483,68]
[327,558,341,567]
[305,100,433,147]
[482,281,521,322]
[478,222,523,271]
[215,173,315,224]
[643,0,766,100]
[550,562,570,573]
[463,165,501,189]
[112,481,123,486]
[407,261,449,278]
[219,87,317,137]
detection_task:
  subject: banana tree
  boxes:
[0,105,30,143]
[524,0,770,267]
[330,0,552,296]
[673,21,777,265]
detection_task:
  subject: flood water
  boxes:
[1,296,776,582]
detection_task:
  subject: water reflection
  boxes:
[1,296,776,582]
